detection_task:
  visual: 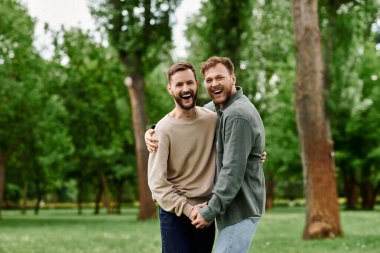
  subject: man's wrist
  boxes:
[199,205,215,223]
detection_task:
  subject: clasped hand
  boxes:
[189,202,210,229]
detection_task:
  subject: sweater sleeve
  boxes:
[199,117,253,223]
[147,130,193,217]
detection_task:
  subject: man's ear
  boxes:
[167,83,173,95]
[231,74,236,85]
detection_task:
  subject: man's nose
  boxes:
[183,84,190,91]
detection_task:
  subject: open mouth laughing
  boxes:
[181,93,192,99]
[213,89,223,95]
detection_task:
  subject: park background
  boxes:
[1,0,380,252]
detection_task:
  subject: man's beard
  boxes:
[174,90,197,110]
[209,84,232,106]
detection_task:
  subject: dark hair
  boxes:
[200,56,234,76]
[167,62,197,82]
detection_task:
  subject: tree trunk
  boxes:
[360,165,380,210]
[0,157,5,220]
[343,171,358,210]
[77,179,83,215]
[265,176,275,210]
[94,181,102,215]
[34,181,43,215]
[21,181,29,215]
[100,171,112,214]
[115,179,125,214]
[125,73,156,220]
[34,195,42,215]
[360,183,375,210]
[360,166,377,210]
[291,0,342,239]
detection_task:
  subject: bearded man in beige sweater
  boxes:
[147,62,217,253]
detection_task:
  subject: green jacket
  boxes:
[200,87,266,229]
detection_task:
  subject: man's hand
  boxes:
[189,202,207,221]
[261,151,267,164]
[145,129,158,153]
[191,211,210,229]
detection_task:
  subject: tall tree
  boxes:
[0,0,34,219]
[0,0,70,219]
[51,27,135,214]
[319,0,380,210]
[291,0,342,239]
[90,0,180,219]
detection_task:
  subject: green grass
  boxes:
[0,206,379,253]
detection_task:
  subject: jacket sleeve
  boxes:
[199,117,253,223]
[147,131,193,217]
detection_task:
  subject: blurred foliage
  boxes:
[89,0,180,75]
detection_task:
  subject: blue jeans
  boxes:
[214,217,260,253]
[159,206,215,253]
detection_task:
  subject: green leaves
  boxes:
[90,0,180,75]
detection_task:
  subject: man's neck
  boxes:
[170,105,197,119]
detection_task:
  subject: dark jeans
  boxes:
[159,206,215,253]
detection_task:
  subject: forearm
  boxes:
[152,187,193,216]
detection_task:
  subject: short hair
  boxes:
[167,62,197,83]
[200,56,234,76]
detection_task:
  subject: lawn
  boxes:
[0,206,379,253]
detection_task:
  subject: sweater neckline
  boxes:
[166,106,200,123]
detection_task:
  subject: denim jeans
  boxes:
[159,206,215,253]
[214,217,260,253]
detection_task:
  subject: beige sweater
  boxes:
[148,106,217,217]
